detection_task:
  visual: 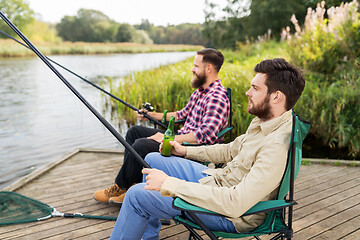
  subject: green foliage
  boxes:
[301,160,312,165]
[56,9,119,42]
[136,21,208,46]
[116,24,136,42]
[109,40,287,134]
[248,0,306,40]
[27,20,62,43]
[0,0,34,37]
[203,0,307,48]
[288,1,360,75]
[110,59,194,123]
[288,0,360,158]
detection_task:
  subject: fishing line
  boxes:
[0,11,150,168]
[0,29,167,129]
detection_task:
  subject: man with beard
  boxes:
[109,58,306,240]
[94,48,230,204]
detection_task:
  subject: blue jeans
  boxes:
[110,152,237,240]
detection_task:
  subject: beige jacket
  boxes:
[160,110,293,232]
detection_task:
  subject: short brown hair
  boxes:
[254,58,305,110]
[197,48,224,72]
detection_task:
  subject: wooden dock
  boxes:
[1,148,359,239]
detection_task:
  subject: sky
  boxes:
[28,0,228,26]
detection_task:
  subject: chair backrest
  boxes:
[261,111,311,233]
[277,111,311,200]
[215,87,233,142]
[226,87,233,141]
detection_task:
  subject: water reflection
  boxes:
[0,52,195,189]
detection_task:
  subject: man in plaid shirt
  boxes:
[94,48,230,204]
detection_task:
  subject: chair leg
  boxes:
[269,233,284,240]
[187,212,218,240]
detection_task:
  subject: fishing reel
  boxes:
[142,102,155,112]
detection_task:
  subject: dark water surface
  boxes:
[0,52,195,189]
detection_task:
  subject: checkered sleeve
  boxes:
[176,91,197,120]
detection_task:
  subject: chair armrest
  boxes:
[175,119,186,125]
[242,199,297,216]
[173,197,223,216]
[182,142,202,146]
[217,126,234,138]
[173,197,297,217]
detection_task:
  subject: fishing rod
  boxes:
[0,29,167,129]
[0,11,151,169]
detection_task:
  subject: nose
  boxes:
[246,88,251,97]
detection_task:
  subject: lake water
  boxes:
[0,51,195,189]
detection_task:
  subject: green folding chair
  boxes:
[172,111,311,240]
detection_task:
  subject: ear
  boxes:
[206,63,212,73]
[272,91,285,104]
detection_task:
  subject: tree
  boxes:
[203,0,311,48]
[248,0,305,40]
[0,0,35,37]
[133,30,153,44]
[56,16,78,41]
[116,23,136,42]
[56,9,118,42]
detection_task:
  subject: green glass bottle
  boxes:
[161,116,175,157]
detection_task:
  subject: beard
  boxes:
[191,71,206,88]
[247,94,273,121]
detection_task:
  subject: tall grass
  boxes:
[0,40,203,57]
[287,0,360,158]
[109,40,289,137]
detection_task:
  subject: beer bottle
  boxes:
[161,116,175,157]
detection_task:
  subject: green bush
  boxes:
[288,0,360,76]
[288,0,360,158]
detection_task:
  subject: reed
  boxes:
[109,40,288,137]
[0,40,203,57]
[109,36,360,159]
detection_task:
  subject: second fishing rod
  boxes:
[0,29,167,129]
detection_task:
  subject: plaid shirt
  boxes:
[176,79,230,144]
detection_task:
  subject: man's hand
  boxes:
[136,109,149,121]
[142,168,168,191]
[159,140,187,157]
[147,132,164,143]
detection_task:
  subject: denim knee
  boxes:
[126,184,147,207]
[144,152,162,167]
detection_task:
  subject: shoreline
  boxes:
[0,39,203,58]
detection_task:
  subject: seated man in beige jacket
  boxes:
[110,58,306,240]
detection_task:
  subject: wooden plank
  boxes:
[295,167,359,200]
[294,202,360,239]
[343,229,360,240]
[293,193,360,232]
[1,150,359,240]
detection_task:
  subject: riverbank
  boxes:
[0,39,203,57]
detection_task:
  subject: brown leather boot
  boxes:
[93,184,126,203]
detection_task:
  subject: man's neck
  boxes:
[259,109,287,123]
[201,75,219,89]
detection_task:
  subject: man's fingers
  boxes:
[144,185,154,191]
[142,168,151,174]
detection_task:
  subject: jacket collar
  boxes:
[248,110,292,136]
